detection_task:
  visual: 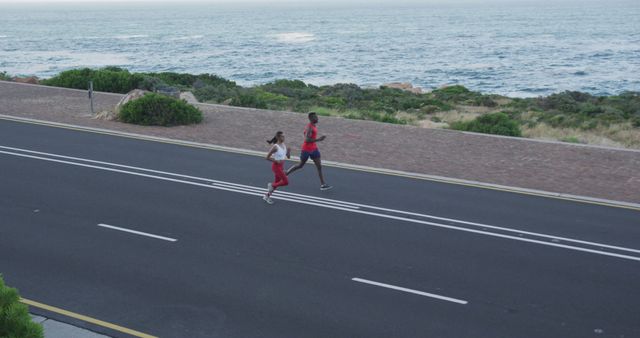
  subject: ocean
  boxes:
[1,1,639,97]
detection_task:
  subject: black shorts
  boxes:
[300,149,321,161]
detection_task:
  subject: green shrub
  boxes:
[605,92,640,118]
[137,75,164,91]
[194,85,239,103]
[450,112,522,137]
[534,91,597,114]
[561,136,581,143]
[432,85,471,101]
[0,71,11,81]
[506,97,533,111]
[261,79,308,91]
[579,103,604,116]
[231,89,266,109]
[41,67,143,93]
[319,83,366,108]
[230,88,289,110]
[420,105,440,114]
[344,110,407,124]
[434,85,470,95]
[307,106,334,116]
[119,93,202,126]
[377,113,407,124]
[320,96,346,109]
[259,79,319,103]
[144,72,197,88]
[0,276,44,338]
[473,95,498,107]
[580,119,599,130]
[38,67,640,132]
[141,72,237,90]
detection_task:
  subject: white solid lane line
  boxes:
[0,144,358,209]
[210,180,362,207]
[0,149,360,212]
[3,146,640,262]
[210,182,360,209]
[352,278,468,305]
[97,223,177,242]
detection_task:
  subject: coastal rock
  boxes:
[180,91,200,104]
[12,76,39,84]
[113,89,149,117]
[93,110,117,121]
[382,82,423,94]
[384,82,413,90]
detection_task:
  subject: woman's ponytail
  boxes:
[267,131,283,145]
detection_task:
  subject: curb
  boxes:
[30,313,111,338]
[24,298,155,338]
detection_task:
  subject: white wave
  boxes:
[272,32,315,44]
[114,34,149,40]
[71,36,104,40]
[170,35,204,41]
[0,35,8,38]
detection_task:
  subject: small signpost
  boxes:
[88,80,94,115]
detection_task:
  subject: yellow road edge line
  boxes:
[2,114,639,212]
[20,298,157,338]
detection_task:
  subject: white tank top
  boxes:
[273,143,287,161]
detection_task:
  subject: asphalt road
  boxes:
[1,119,639,338]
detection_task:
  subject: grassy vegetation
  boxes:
[561,136,581,144]
[40,67,143,93]
[40,68,466,124]
[0,71,11,81]
[40,67,236,94]
[450,112,522,137]
[0,276,44,338]
[38,67,640,146]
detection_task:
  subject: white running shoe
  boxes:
[263,195,274,204]
[267,182,274,193]
[320,184,333,191]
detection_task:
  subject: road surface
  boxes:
[1,119,639,337]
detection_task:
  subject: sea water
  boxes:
[0,1,639,96]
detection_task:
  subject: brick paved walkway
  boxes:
[1,81,638,204]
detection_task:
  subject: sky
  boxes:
[0,0,592,2]
[0,0,614,6]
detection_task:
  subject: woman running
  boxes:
[263,131,291,204]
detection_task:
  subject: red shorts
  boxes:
[272,162,288,188]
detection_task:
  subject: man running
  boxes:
[286,112,332,191]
